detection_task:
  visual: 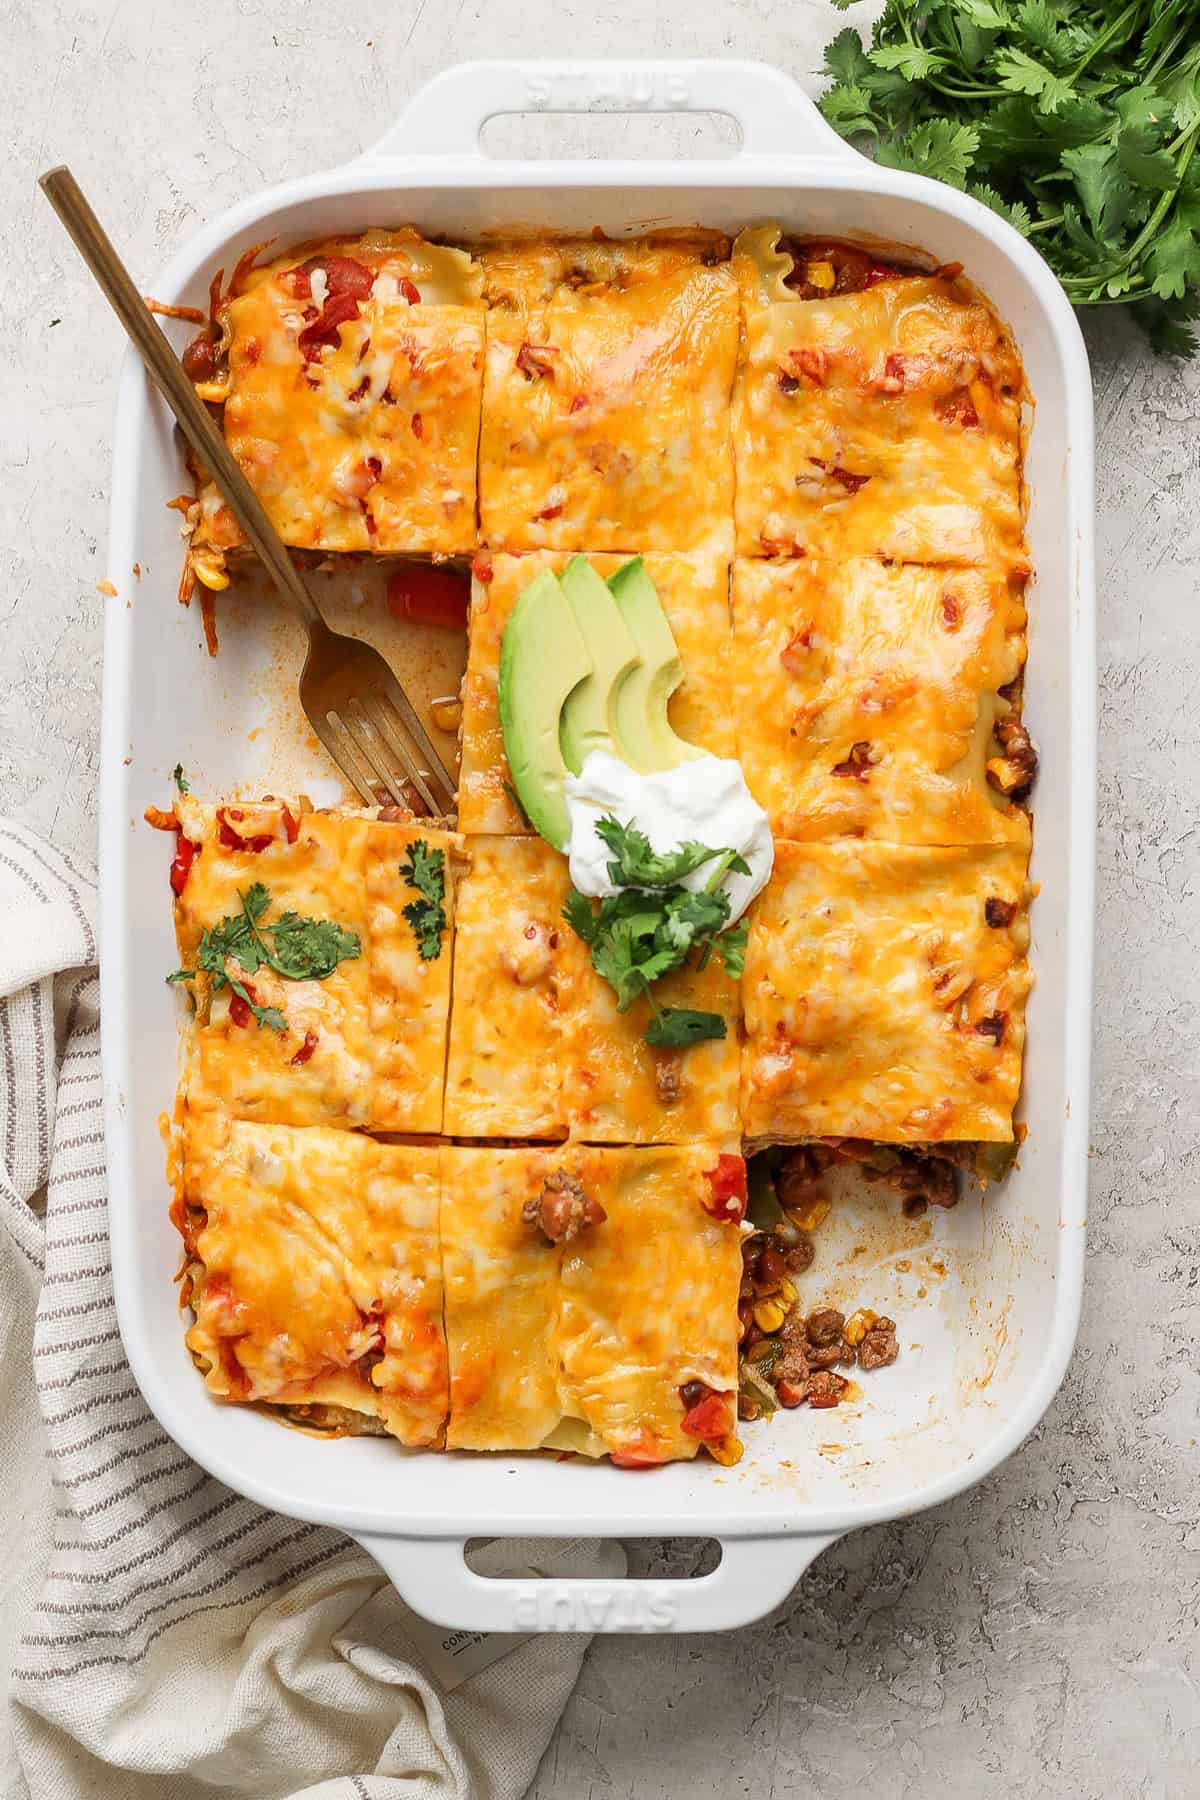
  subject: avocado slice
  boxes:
[607,558,703,773]
[558,555,643,775]
[498,569,593,850]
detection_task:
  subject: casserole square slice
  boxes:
[730,557,1031,846]
[441,1144,742,1464]
[443,835,571,1140]
[186,230,484,565]
[458,549,733,835]
[559,928,742,1146]
[442,834,741,1145]
[172,796,458,1133]
[176,1113,446,1445]
[731,226,1025,567]
[478,240,737,555]
[740,841,1032,1146]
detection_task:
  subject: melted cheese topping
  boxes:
[441,1144,740,1458]
[558,932,741,1146]
[478,247,737,554]
[443,837,570,1139]
[731,557,1030,845]
[480,234,731,309]
[457,549,733,835]
[731,228,1024,566]
[442,836,741,1145]
[181,1112,446,1444]
[174,798,458,1132]
[192,231,484,558]
[740,841,1032,1145]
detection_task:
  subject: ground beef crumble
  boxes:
[522,1170,607,1244]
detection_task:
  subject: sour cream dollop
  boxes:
[564,750,774,924]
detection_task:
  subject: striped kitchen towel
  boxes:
[0,821,617,1800]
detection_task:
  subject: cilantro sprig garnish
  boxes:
[593,816,737,889]
[564,816,749,1047]
[820,1,1200,354]
[645,1008,729,1048]
[169,882,361,1031]
[400,839,447,960]
[172,763,189,795]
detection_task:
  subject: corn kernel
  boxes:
[786,1195,831,1233]
[431,695,463,733]
[778,1278,798,1307]
[706,1434,744,1467]
[986,754,1023,795]
[843,1307,879,1348]
[807,260,836,291]
[191,550,230,592]
[753,1298,786,1334]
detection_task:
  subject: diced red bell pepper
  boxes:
[386,565,470,631]
[701,1153,748,1224]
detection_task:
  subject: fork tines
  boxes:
[319,691,456,820]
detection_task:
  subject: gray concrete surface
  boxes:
[4,2,1199,1795]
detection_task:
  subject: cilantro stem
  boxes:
[703,850,739,894]
[1070,0,1144,81]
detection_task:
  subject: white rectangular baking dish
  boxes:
[100,58,1095,1634]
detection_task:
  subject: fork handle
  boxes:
[39,165,323,633]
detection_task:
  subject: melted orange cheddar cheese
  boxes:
[173,797,458,1132]
[443,837,571,1140]
[442,835,741,1145]
[740,841,1031,1145]
[179,1112,447,1443]
[458,550,733,835]
[191,230,484,559]
[559,941,742,1146]
[441,1144,741,1460]
[478,240,737,554]
[731,226,1025,566]
[731,557,1030,845]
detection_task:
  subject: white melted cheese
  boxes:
[308,267,329,310]
[564,749,773,924]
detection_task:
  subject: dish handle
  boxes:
[355,1531,841,1633]
[362,58,858,164]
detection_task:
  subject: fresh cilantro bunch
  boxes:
[564,817,750,1049]
[170,883,361,1031]
[821,0,1200,353]
[400,840,447,960]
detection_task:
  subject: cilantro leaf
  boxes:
[970,183,1034,233]
[1061,143,1140,243]
[172,763,189,795]
[400,839,447,961]
[1147,207,1200,300]
[267,911,361,981]
[870,43,949,82]
[563,888,598,946]
[823,25,874,88]
[644,1008,728,1048]
[821,83,880,140]
[592,815,728,889]
[169,884,360,1030]
[876,120,980,190]
[1132,287,1200,355]
[717,917,750,980]
[994,47,1074,112]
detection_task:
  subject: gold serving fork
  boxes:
[39,165,457,818]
